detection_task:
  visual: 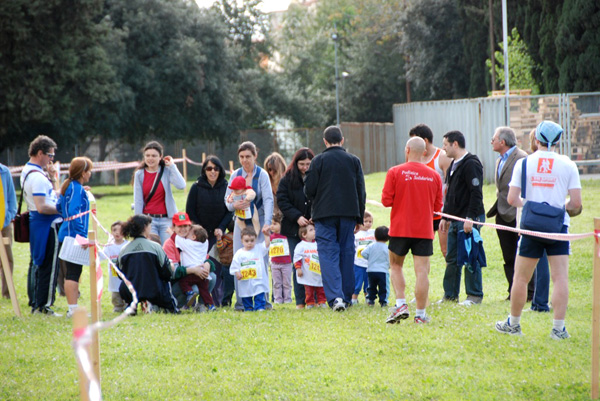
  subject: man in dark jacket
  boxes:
[439,131,485,305]
[304,126,366,311]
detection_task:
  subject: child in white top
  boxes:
[230,227,270,311]
[352,211,375,304]
[226,176,260,235]
[293,224,326,308]
[100,221,129,312]
[176,224,215,310]
[362,226,391,307]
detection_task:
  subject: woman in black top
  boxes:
[276,147,314,308]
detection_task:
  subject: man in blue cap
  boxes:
[495,120,582,339]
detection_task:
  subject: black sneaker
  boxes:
[32,307,62,317]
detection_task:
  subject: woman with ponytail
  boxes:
[57,157,93,318]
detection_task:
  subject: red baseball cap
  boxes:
[172,212,191,226]
[228,176,252,190]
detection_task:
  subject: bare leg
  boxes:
[549,255,569,320]
[510,255,538,317]
[413,255,430,310]
[65,280,79,305]
[389,251,406,300]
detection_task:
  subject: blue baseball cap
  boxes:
[535,121,563,146]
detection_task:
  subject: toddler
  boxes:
[230,227,270,311]
[174,215,215,310]
[361,226,390,307]
[269,213,293,304]
[293,224,326,308]
[227,176,260,235]
[216,220,235,307]
[352,210,375,305]
[100,221,129,312]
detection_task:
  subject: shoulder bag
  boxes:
[13,170,43,243]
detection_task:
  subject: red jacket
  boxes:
[382,162,443,240]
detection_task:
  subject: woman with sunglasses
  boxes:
[186,155,233,305]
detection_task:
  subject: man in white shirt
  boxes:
[495,121,582,339]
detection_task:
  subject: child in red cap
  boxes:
[226,176,260,234]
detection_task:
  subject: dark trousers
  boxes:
[495,215,535,299]
[179,274,214,306]
[314,217,356,306]
[532,251,550,311]
[367,272,388,305]
[28,222,60,310]
[286,236,306,305]
[220,265,235,306]
[120,281,178,312]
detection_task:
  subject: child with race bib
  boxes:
[269,213,293,304]
[230,226,271,311]
[226,176,261,235]
[100,221,129,312]
[351,210,375,305]
[293,223,326,308]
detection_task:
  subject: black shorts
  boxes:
[388,237,433,257]
[64,260,83,281]
[433,218,441,232]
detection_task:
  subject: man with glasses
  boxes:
[20,135,62,315]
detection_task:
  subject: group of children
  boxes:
[101,207,392,314]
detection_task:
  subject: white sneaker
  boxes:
[551,327,570,340]
[332,298,346,312]
[495,319,523,336]
[459,300,476,306]
[351,299,358,305]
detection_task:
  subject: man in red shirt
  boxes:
[381,137,443,324]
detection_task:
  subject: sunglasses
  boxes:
[205,166,220,172]
[45,153,55,158]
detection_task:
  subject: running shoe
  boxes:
[386,304,409,324]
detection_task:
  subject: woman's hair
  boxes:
[284,147,315,189]
[264,152,287,193]
[122,214,152,238]
[60,157,93,195]
[201,155,226,182]
[529,128,538,153]
[237,141,257,157]
[136,141,165,171]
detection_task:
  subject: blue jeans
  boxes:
[443,216,485,300]
[242,292,266,311]
[314,217,356,305]
[531,251,550,311]
[150,217,171,245]
[353,265,368,295]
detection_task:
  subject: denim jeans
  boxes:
[443,215,485,300]
[242,292,266,311]
[314,217,356,305]
[353,265,369,296]
[531,250,550,311]
[150,217,171,245]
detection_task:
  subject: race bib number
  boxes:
[356,240,373,259]
[110,258,119,277]
[269,238,290,258]
[235,207,251,220]
[239,260,258,280]
[308,254,321,275]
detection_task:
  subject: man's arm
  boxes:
[33,195,58,215]
[303,157,320,201]
[381,168,395,207]
[355,158,366,224]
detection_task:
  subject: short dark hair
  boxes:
[111,221,124,231]
[28,135,57,157]
[191,225,208,242]
[323,126,343,145]
[409,124,433,143]
[443,131,466,149]
[201,155,226,182]
[298,223,314,239]
[374,226,389,241]
[241,226,257,238]
[272,211,283,224]
[122,214,152,238]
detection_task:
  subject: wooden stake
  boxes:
[88,230,100,382]
[229,160,234,175]
[113,163,119,187]
[0,235,21,317]
[182,149,188,196]
[202,152,206,163]
[73,307,91,401]
[592,217,600,399]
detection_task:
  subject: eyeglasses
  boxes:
[205,166,219,172]
[45,153,55,158]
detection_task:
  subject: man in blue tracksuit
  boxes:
[304,126,366,311]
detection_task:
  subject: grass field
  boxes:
[1,176,599,400]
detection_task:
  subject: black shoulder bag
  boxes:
[143,165,165,207]
[13,170,43,243]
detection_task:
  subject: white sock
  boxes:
[396,299,406,307]
[553,319,565,331]
[416,308,426,317]
[68,304,78,313]
[509,315,521,326]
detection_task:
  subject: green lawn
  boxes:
[1,177,599,400]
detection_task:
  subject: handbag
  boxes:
[519,158,565,242]
[13,170,43,243]
[58,235,89,266]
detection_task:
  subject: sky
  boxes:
[195,0,292,13]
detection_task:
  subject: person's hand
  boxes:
[297,269,303,277]
[439,219,448,234]
[166,226,174,236]
[163,155,173,167]
[262,224,271,236]
[297,216,309,227]
[354,224,360,234]
[83,185,91,191]
[214,228,223,239]
[235,271,242,280]
[233,199,250,210]
[463,219,473,234]
[46,162,57,176]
